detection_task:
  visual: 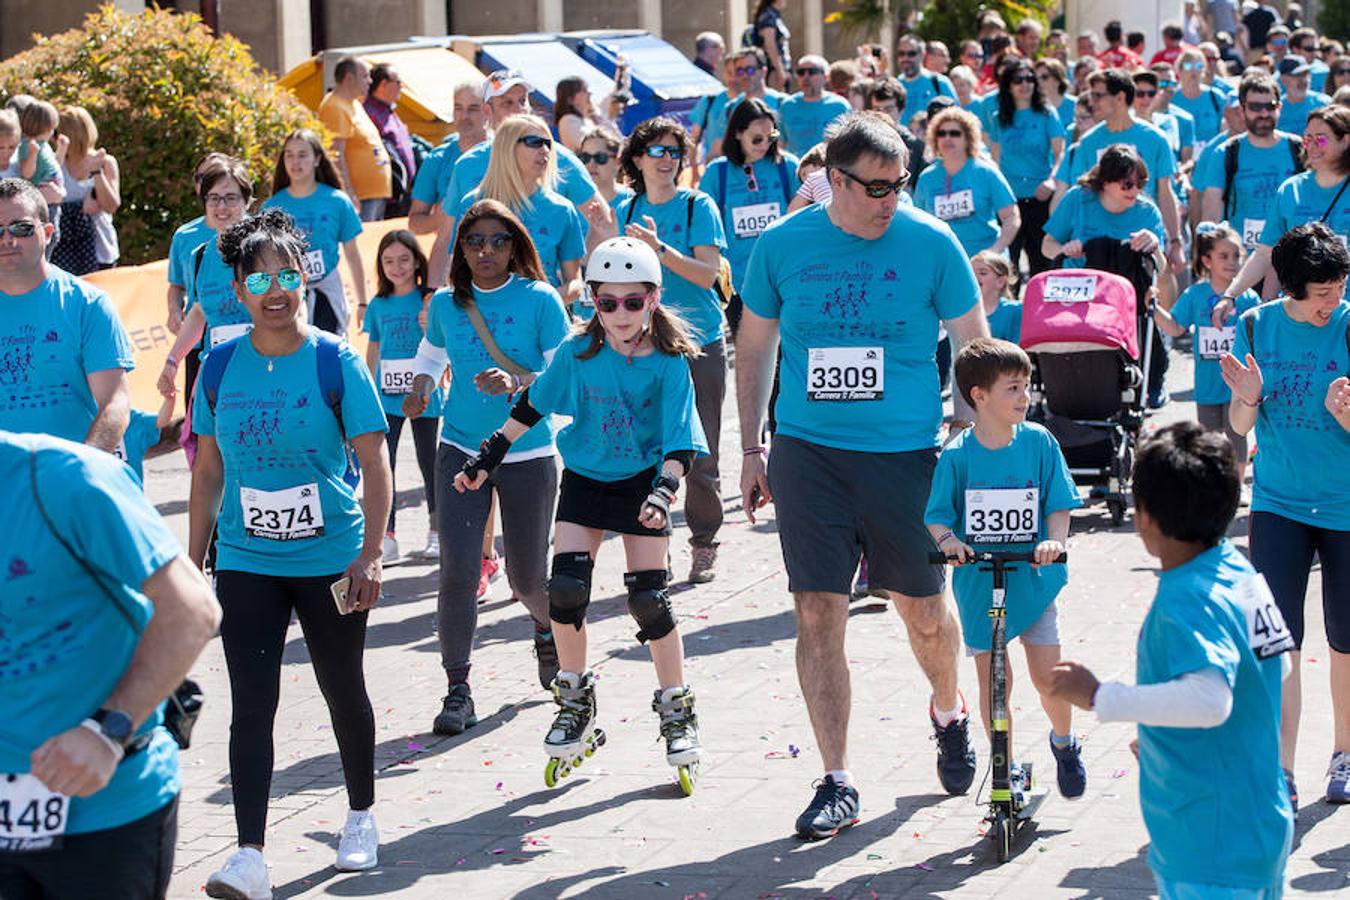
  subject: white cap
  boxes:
[483,69,530,101]
[587,237,662,286]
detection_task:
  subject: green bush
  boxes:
[917,0,1056,58]
[1321,0,1350,44]
[0,5,320,265]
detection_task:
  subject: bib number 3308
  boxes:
[807,347,884,401]
[241,483,325,541]
[965,488,1039,544]
[0,774,68,853]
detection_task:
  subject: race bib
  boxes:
[380,358,417,395]
[301,249,325,280]
[0,774,68,853]
[210,322,252,348]
[1042,274,1097,303]
[964,487,1039,544]
[933,189,975,221]
[806,347,884,401]
[1197,325,1235,361]
[240,483,325,541]
[1241,218,1265,249]
[732,202,780,239]
[1233,573,1295,660]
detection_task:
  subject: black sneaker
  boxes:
[534,629,560,691]
[433,683,477,735]
[930,702,977,795]
[794,775,860,840]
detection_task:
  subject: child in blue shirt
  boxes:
[453,237,709,792]
[972,251,1023,344]
[1152,222,1260,481]
[925,338,1085,798]
[116,393,183,483]
[1052,422,1293,897]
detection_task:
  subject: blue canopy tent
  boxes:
[463,33,616,123]
[565,30,724,132]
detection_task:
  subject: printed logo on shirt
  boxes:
[6,557,33,580]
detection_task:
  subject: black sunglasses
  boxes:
[0,220,38,238]
[463,232,513,250]
[643,144,685,159]
[936,129,965,139]
[577,151,612,165]
[796,67,824,76]
[1011,74,1037,84]
[1135,89,1158,98]
[749,131,780,145]
[835,167,908,198]
[1246,100,1279,112]
[594,292,649,313]
[518,134,553,149]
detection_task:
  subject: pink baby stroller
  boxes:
[1020,268,1153,526]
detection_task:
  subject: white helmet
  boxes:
[587,236,663,287]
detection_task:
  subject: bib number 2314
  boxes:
[965,488,1039,544]
[807,347,884,401]
[241,483,325,541]
[0,774,68,853]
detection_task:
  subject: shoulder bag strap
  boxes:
[464,299,530,376]
[1321,176,1350,223]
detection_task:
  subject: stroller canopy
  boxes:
[1020,268,1141,360]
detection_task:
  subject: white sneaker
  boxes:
[205,847,271,899]
[335,809,379,871]
[382,534,399,564]
[411,532,440,561]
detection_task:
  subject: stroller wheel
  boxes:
[1107,497,1126,527]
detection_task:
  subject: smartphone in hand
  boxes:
[331,576,353,614]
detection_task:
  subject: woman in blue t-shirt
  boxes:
[577,127,634,256]
[193,211,392,897]
[362,229,440,564]
[990,58,1066,277]
[700,97,800,292]
[914,107,1020,258]
[1043,144,1168,269]
[263,129,368,334]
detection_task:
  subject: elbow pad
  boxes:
[510,389,543,427]
[663,450,696,477]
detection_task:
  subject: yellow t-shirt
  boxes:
[317,92,391,201]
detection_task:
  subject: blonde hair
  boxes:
[0,109,18,139]
[57,106,98,160]
[18,100,57,139]
[478,114,558,215]
[926,107,982,160]
[972,250,1015,300]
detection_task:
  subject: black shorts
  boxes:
[767,434,945,598]
[557,467,670,537]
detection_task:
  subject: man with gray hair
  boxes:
[737,113,986,839]
[778,54,852,153]
[693,31,725,77]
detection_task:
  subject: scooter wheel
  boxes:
[991,809,1011,864]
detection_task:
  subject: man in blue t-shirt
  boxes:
[738,113,988,840]
[895,34,957,129]
[1276,57,1330,135]
[0,430,219,897]
[777,55,851,154]
[1052,423,1292,897]
[406,79,488,236]
[0,178,134,451]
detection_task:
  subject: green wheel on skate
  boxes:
[545,758,564,788]
[677,764,697,796]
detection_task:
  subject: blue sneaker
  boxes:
[795,775,860,840]
[1284,768,1299,813]
[929,698,977,795]
[1327,752,1350,804]
[1049,735,1087,800]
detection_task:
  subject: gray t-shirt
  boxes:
[1207,0,1239,37]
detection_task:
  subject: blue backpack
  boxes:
[200,331,361,488]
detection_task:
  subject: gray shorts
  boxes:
[965,601,1061,657]
[767,434,945,598]
[1196,403,1249,466]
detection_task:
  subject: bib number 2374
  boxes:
[807,347,884,401]
[241,483,325,541]
[0,774,68,853]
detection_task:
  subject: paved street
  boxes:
[147,348,1345,899]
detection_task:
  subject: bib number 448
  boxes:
[0,774,68,853]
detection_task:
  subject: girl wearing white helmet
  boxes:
[453,236,710,794]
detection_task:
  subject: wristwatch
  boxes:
[92,709,135,748]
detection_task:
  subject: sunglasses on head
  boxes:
[1246,100,1278,112]
[735,64,759,76]
[244,268,303,295]
[643,144,684,159]
[577,151,612,165]
[518,134,553,149]
[594,292,650,313]
[0,220,38,238]
[749,131,780,145]
[463,231,513,250]
[835,167,908,198]
[796,67,823,76]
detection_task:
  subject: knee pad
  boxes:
[625,569,675,644]
[548,552,594,630]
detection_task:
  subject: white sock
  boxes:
[931,693,966,726]
[826,769,854,787]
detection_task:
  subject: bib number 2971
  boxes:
[241,483,325,541]
[0,774,68,853]
[807,347,884,401]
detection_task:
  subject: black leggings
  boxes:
[1250,511,1350,652]
[1011,195,1053,278]
[216,570,375,846]
[384,414,439,532]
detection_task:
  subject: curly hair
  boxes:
[619,117,691,196]
[217,208,309,278]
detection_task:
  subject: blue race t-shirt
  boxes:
[117,409,162,481]
[913,157,1017,257]
[191,331,388,576]
[167,216,211,292]
[1168,282,1259,404]
[777,92,852,154]
[1277,91,1329,135]
[444,143,598,227]
[1044,186,1166,268]
[1259,170,1350,247]
[1233,300,1350,529]
[987,106,1066,199]
[690,91,735,156]
[742,203,979,452]
[362,289,444,418]
[614,188,728,345]
[527,334,708,482]
[1194,133,1303,249]
[924,422,1081,650]
[409,133,483,207]
[986,298,1023,344]
[0,269,135,443]
[699,154,800,292]
[899,71,957,126]
[451,187,586,291]
[1056,120,1177,202]
[0,432,181,834]
[262,184,363,279]
[1055,95,1078,130]
[1136,541,1292,888]
[186,241,253,351]
[424,276,570,457]
[1171,85,1225,144]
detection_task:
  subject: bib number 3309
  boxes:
[241,483,325,541]
[0,774,68,853]
[807,347,884,401]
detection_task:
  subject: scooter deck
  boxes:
[1015,791,1048,821]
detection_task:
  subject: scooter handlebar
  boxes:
[928,550,1068,565]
